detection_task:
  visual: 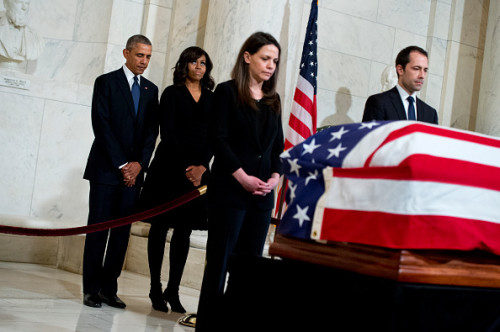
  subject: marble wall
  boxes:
[0,0,493,230]
[0,0,172,226]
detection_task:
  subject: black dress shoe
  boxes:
[164,289,186,313]
[99,293,126,309]
[83,294,101,308]
[149,292,169,312]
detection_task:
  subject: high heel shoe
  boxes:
[149,291,169,312]
[163,289,186,313]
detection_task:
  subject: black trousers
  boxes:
[195,204,272,332]
[82,182,138,295]
[147,220,192,293]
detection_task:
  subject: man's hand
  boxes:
[121,161,142,187]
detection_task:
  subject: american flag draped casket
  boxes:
[277,121,500,255]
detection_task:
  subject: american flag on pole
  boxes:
[278,120,500,255]
[273,0,318,219]
[285,0,318,149]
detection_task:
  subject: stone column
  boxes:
[202,0,301,84]
[476,1,500,136]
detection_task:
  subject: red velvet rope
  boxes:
[0,188,203,237]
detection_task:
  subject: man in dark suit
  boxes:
[362,46,438,124]
[82,35,159,309]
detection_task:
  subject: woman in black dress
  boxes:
[195,32,284,331]
[140,46,214,313]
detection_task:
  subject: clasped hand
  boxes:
[233,168,279,196]
[121,161,142,187]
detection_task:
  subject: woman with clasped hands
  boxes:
[140,46,215,313]
[195,32,284,331]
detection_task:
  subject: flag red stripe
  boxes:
[319,209,500,254]
[365,123,500,166]
[312,95,317,133]
[288,113,312,139]
[331,154,500,192]
[293,87,314,115]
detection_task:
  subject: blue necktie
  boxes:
[132,76,140,115]
[407,96,416,121]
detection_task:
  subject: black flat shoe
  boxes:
[164,290,186,313]
[149,292,169,312]
[83,293,101,308]
[99,293,126,309]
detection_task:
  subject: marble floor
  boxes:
[0,261,199,331]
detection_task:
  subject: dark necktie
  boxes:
[132,76,140,114]
[407,96,416,121]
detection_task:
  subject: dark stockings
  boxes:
[147,221,192,295]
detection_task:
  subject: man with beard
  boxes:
[0,0,44,62]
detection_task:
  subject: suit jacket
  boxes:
[362,86,438,124]
[83,68,159,186]
[209,80,284,210]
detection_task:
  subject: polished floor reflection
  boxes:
[0,262,198,331]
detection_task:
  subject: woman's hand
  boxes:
[232,168,278,196]
[253,173,280,196]
[186,165,206,187]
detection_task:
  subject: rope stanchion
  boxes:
[0,186,207,237]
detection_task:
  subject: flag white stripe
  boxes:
[369,132,500,168]
[295,75,314,101]
[315,175,500,224]
[342,122,411,167]
[289,101,313,130]
[286,126,306,147]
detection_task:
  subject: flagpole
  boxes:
[273,0,318,222]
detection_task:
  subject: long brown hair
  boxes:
[231,32,281,113]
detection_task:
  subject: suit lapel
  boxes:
[416,97,425,122]
[389,87,407,120]
[115,69,137,118]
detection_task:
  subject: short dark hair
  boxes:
[395,46,428,76]
[126,35,152,50]
[173,46,215,90]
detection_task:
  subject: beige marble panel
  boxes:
[162,0,209,88]
[317,48,371,98]
[377,0,432,36]
[30,100,92,225]
[440,42,483,130]
[426,36,448,79]
[0,234,58,265]
[0,91,44,215]
[449,0,489,49]
[142,4,172,54]
[428,0,452,40]
[317,87,366,128]
[204,0,288,84]
[367,61,392,96]
[74,0,114,43]
[107,0,145,47]
[320,0,378,21]
[422,72,443,120]
[320,8,394,64]
[476,0,500,136]
[57,235,85,274]
[30,40,108,86]
[30,0,78,40]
